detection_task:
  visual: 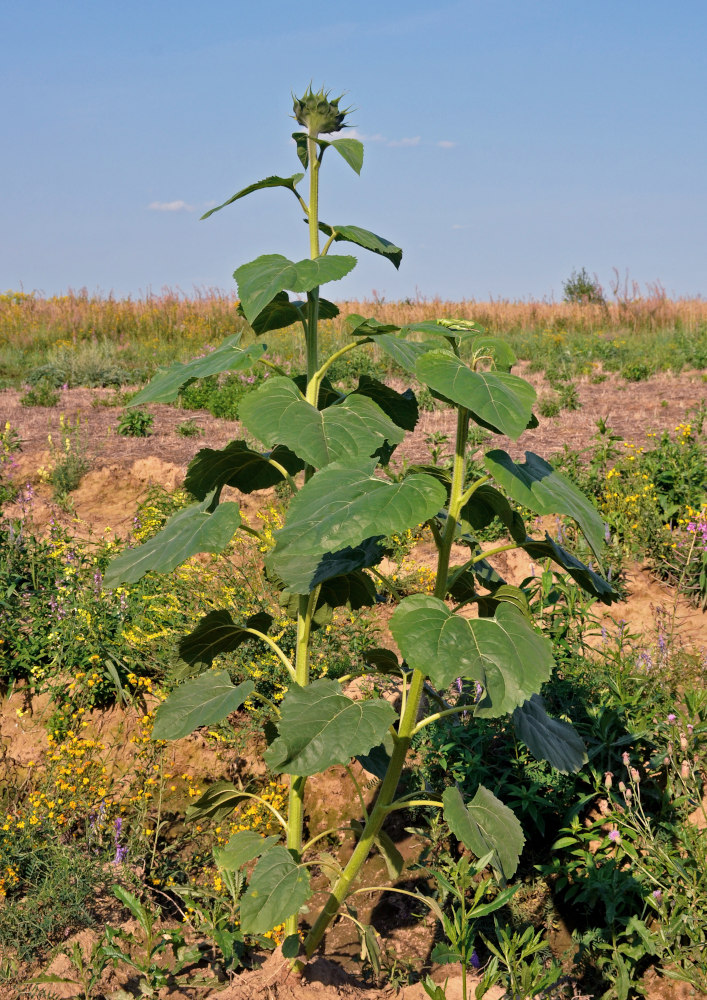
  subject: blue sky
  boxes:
[2,0,706,301]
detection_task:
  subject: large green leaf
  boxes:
[521,534,618,603]
[152,670,254,740]
[239,377,404,469]
[415,351,536,439]
[484,450,606,559]
[235,254,356,325]
[403,324,516,370]
[179,610,273,667]
[264,679,397,776]
[513,695,587,774]
[201,173,304,220]
[319,223,402,269]
[280,569,378,629]
[185,781,250,824]
[389,596,552,715]
[184,440,304,500]
[329,138,365,175]
[442,785,525,881]
[128,336,266,406]
[214,831,279,872]
[237,292,339,336]
[460,483,526,543]
[344,314,400,337]
[269,464,446,593]
[374,333,437,372]
[240,846,312,935]
[353,375,419,432]
[103,494,241,587]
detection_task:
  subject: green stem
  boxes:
[303,667,426,959]
[307,338,372,406]
[382,799,443,812]
[247,689,281,716]
[470,541,519,564]
[459,474,491,510]
[413,704,471,735]
[305,130,321,390]
[244,628,296,682]
[265,458,299,496]
[258,357,289,377]
[285,587,319,938]
[232,791,288,834]
[321,229,337,256]
[435,406,469,599]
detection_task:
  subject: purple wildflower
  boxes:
[608,829,621,843]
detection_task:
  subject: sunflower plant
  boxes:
[105,87,617,965]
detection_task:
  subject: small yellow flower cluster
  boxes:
[0,865,19,898]
[256,504,285,553]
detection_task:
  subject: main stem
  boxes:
[305,132,321,387]
[302,400,469,958]
[286,134,323,939]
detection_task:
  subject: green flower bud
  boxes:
[292,86,352,137]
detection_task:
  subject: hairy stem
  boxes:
[285,588,318,938]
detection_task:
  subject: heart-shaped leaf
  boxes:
[520,534,618,603]
[240,847,312,935]
[329,138,365,175]
[416,352,536,439]
[214,831,279,872]
[442,785,524,881]
[513,695,587,774]
[319,223,402,269]
[201,173,304,220]
[344,314,400,337]
[264,679,397,776]
[237,292,340,336]
[235,254,356,325]
[484,450,606,559]
[269,464,446,593]
[185,781,250,823]
[460,483,526,543]
[390,596,552,715]
[152,670,254,740]
[129,336,266,406]
[374,333,437,372]
[353,375,419,432]
[239,377,404,469]
[179,610,274,667]
[104,494,241,587]
[184,440,304,500]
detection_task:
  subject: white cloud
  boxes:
[345,128,386,142]
[387,136,421,148]
[437,140,456,149]
[148,200,193,212]
[452,224,468,230]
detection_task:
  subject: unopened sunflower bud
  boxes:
[292,86,352,137]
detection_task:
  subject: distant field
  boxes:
[1,288,706,389]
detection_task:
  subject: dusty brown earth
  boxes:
[1,370,706,999]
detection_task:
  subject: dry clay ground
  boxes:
[1,368,707,1000]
